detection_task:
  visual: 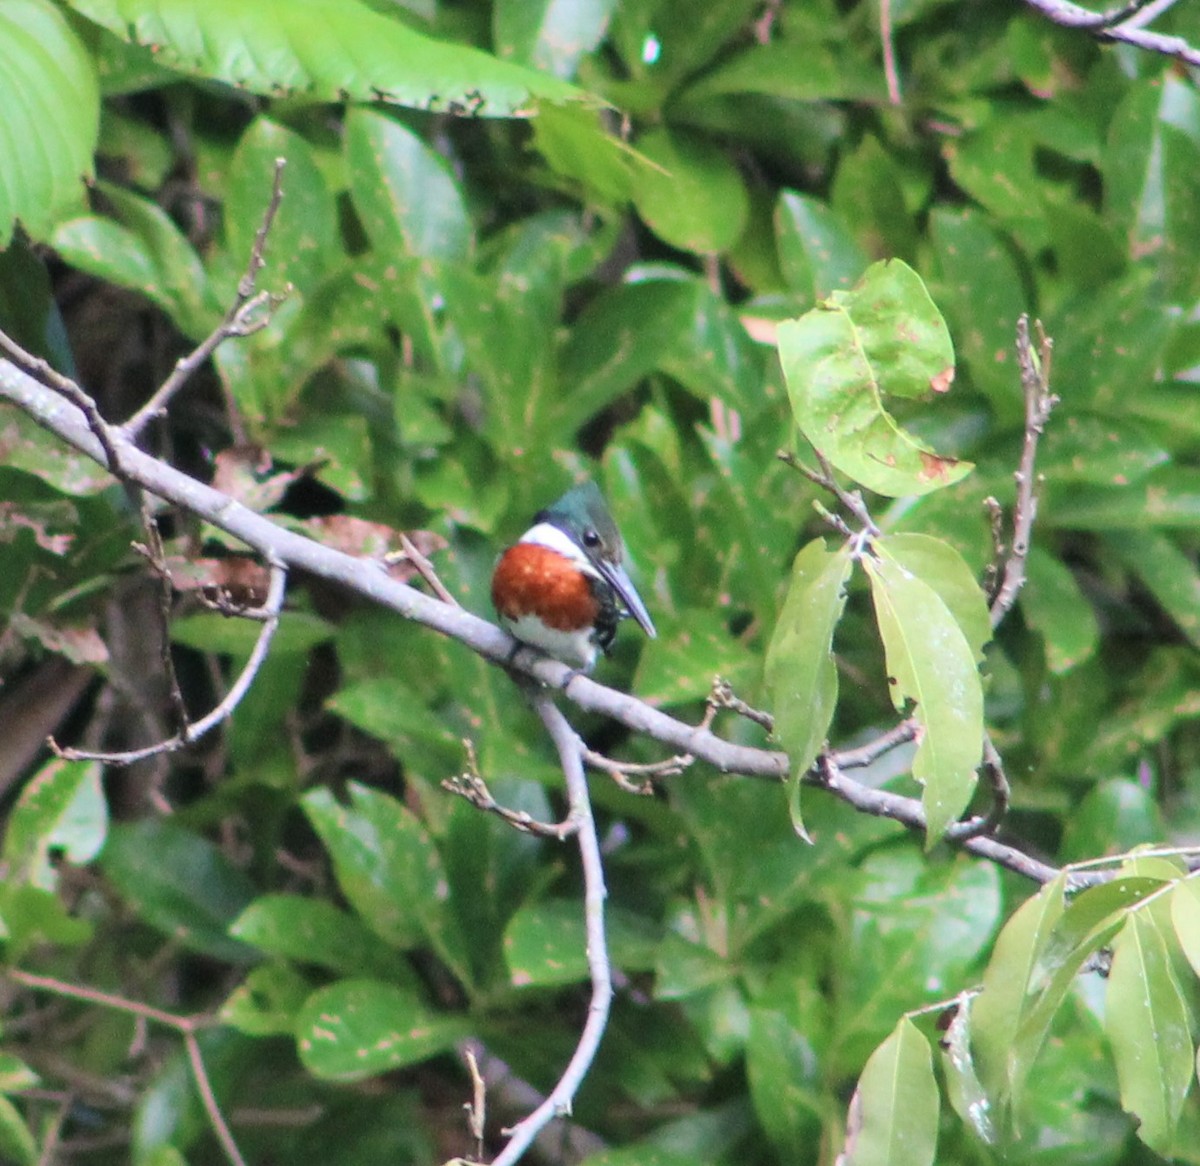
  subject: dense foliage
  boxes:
[2,0,1200,1164]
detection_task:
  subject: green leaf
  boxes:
[1106,909,1194,1155]
[1107,529,1200,649]
[1061,779,1165,865]
[0,1094,36,1166]
[3,758,107,890]
[1039,415,1168,487]
[1021,546,1099,674]
[0,404,115,495]
[631,128,748,254]
[0,1053,38,1093]
[844,1018,938,1166]
[777,259,970,498]
[67,0,580,115]
[864,543,983,844]
[879,533,991,664]
[763,540,853,837]
[971,873,1069,1109]
[346,109,471,263]
[745,1010,823,1159]
[938,996,995,1145]
[100,821,257,963]
[296,979,468,1081]
[229,894,404,979]
[504,900,659,987]
[1171,878,1200,979]
[775,191,868,303]
[494,0,616,80]
[302,783,470,982]
[219,963,312,1037]
[0,0,98,245]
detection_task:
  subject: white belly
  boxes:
[502,612,598,671]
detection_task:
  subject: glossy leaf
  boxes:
[1170,877,1200,979]
[67,0,580,115]
[0,0,98,245]
[2,758,106,890]
[494,0,616,79]
[296,978,468,1081]
[843,1017,938,1166]
[632,127,748,253]
[346,108,471,263]
[777,259,969,497]
[302,783,470,982]
[229,893,403,979]
[1106,909,1194,1154]
[220,963,312,1037]
[100,821,257,963]
[1107,529,1200,649]
[775,190,867,303]
[763,540,853,837]
[864,544,983,843]
[938,995,995,1145]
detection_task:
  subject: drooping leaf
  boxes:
[863,542,983,843]
[938,995,996,1145]
[843,1017,938,1166]
[67,0,580,115]
[763,540,853,837]
[1106,909,1194,1155]
[777,259,969,497]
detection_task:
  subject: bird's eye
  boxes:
[582,528,601,548]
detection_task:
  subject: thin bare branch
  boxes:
[943,735,1011,842]
[50,559,288,764]
[122,158,289,439]
[1023,0,1200,66]
[491,693,612,1166]
[395,531,460,606]
[184,1030,249,1166]
[880,0,902,105]
[990,316,1057,628]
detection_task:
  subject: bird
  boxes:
[491,481,656,672]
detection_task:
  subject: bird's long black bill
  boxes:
[598,560,656,639]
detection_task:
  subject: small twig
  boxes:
[6,969,245,1166]
[443,741,578,838]
[582,747,691,793]
[50,558,288,764]
[491,694,612,1166]
[1022,0,1200,66]
[779,448,881,541]
[135,501,190,741]
[880,0,902,105]
[122,159,289,440]
[392,532,459,606]
[943,735,1011,842]
[708,676,774,731]
[990,316,1057,629]
[463,1045,486,1161]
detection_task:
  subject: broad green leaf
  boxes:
[346,109,471,263]
[53,184,218,338]
[746,1010,823,1159]
[631,127,749,254]
[1050,466,1200,529]
[296,979,468,1081]
[101,821,257,963]
[879,533,991,664]
[864,544,983,843]
[0,404,115,495]
[1061,779,1165,864]
[3,758,106,890]
[844,1018,938,1166]
[929,207,1027,420]
[939,996,995,1145]
[775,191,867,303]
[777,259,969,498]
[0,0,98,245]
[0,1053,38,1093]
[0,883,92,955]
[504,900,659,987]
[1021,546,1099,674]
[67,0,580,115]
[763,540,853,837]
[219,963,312,1037]
[0,1094,36,1166]
[1106,910,1194,1155]
[302,783,470,982]
[229,894,404,979]
[494,0,616,80]
[1039,415,1168,487]
[971,873,1069,1107]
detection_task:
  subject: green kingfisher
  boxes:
[491,481,656,672]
